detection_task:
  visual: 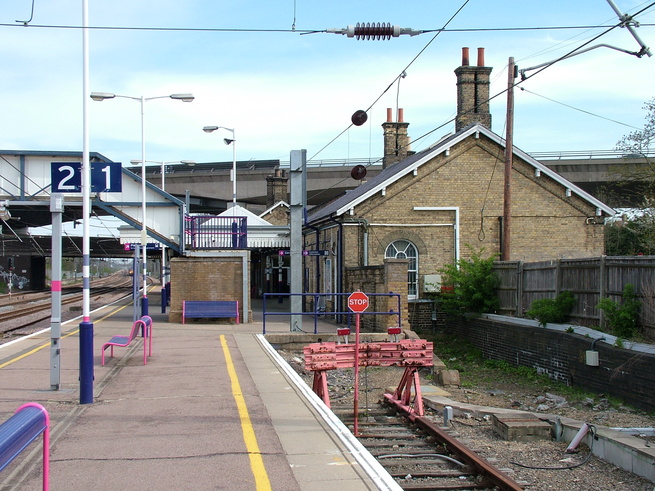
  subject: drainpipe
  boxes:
[412,207,460,263]
[329,216,344,320]
[345,218,370,266]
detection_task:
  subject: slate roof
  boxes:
[307,124,615,225]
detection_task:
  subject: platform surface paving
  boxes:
[0,298,383,490]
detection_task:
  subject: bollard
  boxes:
[443,405,453,428]
[161,287,167,313]
[79,320,94,404]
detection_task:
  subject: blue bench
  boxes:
[101,315,153,366]
[182,300,239,324]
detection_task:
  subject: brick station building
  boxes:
[302,48,614,329]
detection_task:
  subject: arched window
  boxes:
[385,240,418,299]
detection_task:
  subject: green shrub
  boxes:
[526,291,576,327]
[597,284,641,338]
[438,247,500,317]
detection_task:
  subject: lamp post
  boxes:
[129,159,196,192]
[80,0,93,404]
[203,126,237,207]
[91,92,194,316]
[129,159,196,311]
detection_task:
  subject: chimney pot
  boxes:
[398,108,404,123]
[386,108,393,122]
[462,47,470,66]
[477,47,485,67]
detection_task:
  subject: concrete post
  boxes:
[50,194,63,390]
[289,150,306,332]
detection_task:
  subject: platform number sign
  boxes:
[51,161,122,193]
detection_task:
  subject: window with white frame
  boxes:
[385,240,418,299]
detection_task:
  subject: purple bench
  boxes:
[182,301,239,324]
[101,315,153,366]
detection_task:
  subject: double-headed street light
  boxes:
[203,126,237,207]
[129,159,196,193]
[91,92,194,316]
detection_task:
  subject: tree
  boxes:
[615,98,655,195]
[597,284,641,339]
[604,98,655,254]
[526,291,576,327]
[605,210,655,256]
[438,246,500,317]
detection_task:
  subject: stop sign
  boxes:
[348,291,369,313]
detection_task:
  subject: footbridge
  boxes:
[151,151,652,211]
[1,148,651,259]
[1,151,186,258]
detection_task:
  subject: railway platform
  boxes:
[0,294,399,490]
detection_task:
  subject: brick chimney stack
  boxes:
[266,168,288,207]
[382,108,412,169]
[454,47,492,131]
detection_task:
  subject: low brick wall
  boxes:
[408,299,447,332]
[447,316,655,412]
[169,255,250,323]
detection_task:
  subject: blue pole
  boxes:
[161,286,167,313]
[263,294,267,334]
[141,296,149,317]
[79,321,94,404]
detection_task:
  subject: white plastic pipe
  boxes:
[566,423,590,453]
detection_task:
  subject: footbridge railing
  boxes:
[184,215,247,250]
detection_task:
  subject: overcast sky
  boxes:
[1,0,654,170]
[2,0,655,239]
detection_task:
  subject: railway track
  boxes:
[0,276,133,337]
[300,339,524,490]
[330,400,524,491]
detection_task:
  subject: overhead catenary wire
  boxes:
[520,1,655,79]
[519,88,642,130]
[308,0,472,162]
[407,3,655,149]
[1,21,653,34]
[307,5,651,205]
[2,3,653,210]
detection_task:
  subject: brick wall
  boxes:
[454,64,492,131]
[266,170,288,208]
[449,316,655,412]
[169,255,249,323]
[260,203,289,226]
[304,125,606,309]
[382,121,411,169]
[408,300,444,331]
[345,259,408,332]
[338,135,604,277]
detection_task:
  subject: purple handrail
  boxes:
[262,292,401,334]
[0,402,50,490]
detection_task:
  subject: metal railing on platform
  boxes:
[184,215,247,250]
[262,292,401,334]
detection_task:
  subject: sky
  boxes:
[2,0,655,236]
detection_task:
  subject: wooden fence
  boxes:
[493,256,655,333]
